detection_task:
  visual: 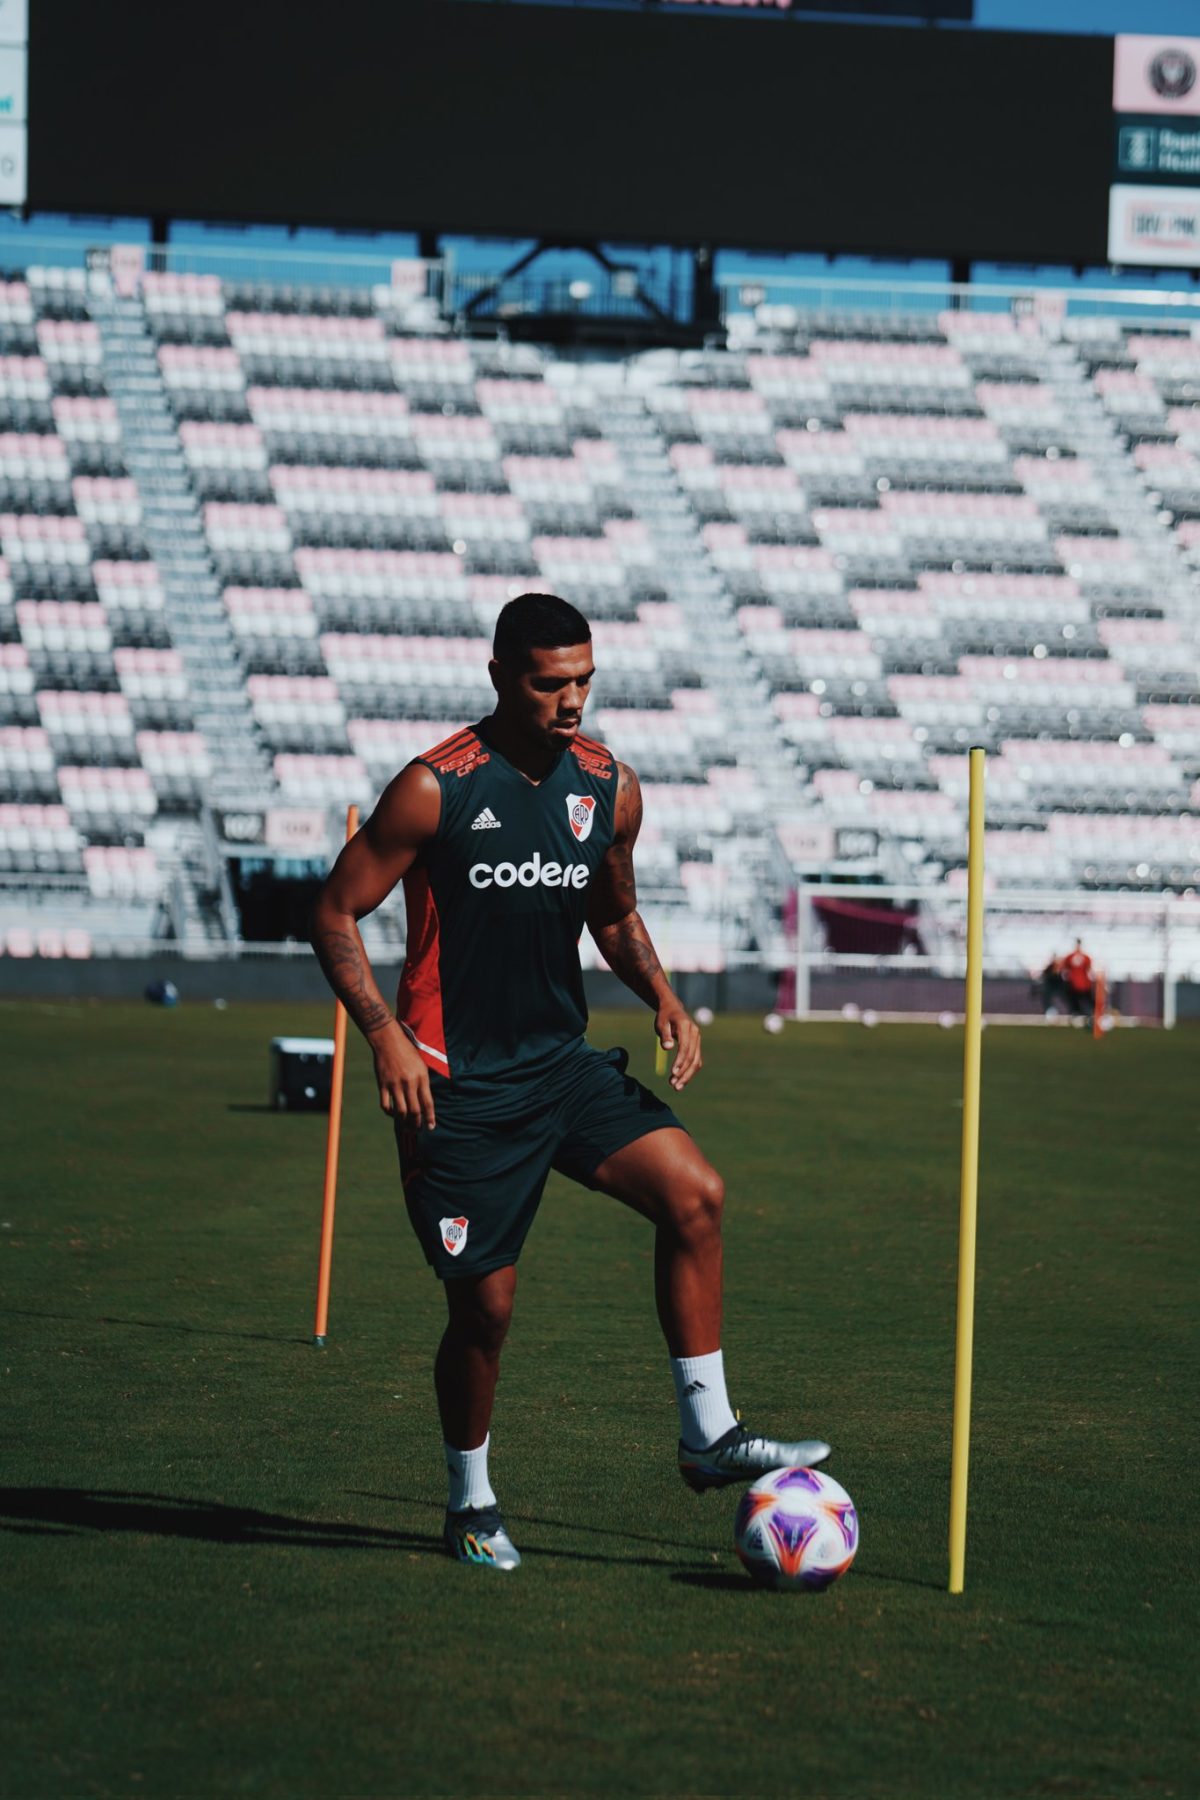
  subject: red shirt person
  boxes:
[1061,940,1094,995]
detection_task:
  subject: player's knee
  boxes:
[446,1269,515,1354]
[697,1164,725,1226]
[670,1163,725,1242]
[471,1290,514,1354]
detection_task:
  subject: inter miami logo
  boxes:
[439,1216,469,1257]
[1148,47,1196,101]
[566,793,596,843]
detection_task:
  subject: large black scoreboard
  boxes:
[23,0,1145,270]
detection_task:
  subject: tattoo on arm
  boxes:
[589,763,668,1004]
[599,843,637,920]
[312,921,394,1038]
[591,910,666,1008]
[589,760,643,926]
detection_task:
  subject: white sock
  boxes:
[671,1350,738,1450]
[444,1434,497,1512]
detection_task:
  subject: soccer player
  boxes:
[1034,953,1067,1018]
[311,593,829,1571]
[1061,939,1095,1019]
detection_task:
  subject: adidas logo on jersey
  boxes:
[470,807,502,831]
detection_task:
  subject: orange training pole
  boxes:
[313,803,360,1347]
[1092,971,1107,1041]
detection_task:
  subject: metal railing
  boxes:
[7,229,1200,330]
[719,270,1200,324]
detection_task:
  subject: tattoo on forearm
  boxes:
[593,910,665,1007]
[602,844,637,918]
[313,923,393,1037]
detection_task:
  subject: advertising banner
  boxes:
[0,18,24,206]
[0,0,28,44]
[264,808,331,855]
[217,809,267,848]
[1113,36,1200,117]
[1110,36,1200,268]
[784,824,836,865]
[0,119,23,204]
[1108,183,1200,268]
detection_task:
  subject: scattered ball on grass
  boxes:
[694,1005,715,1027]
[762,1012,785,1035]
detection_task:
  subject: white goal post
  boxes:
[787,885,1199,1028]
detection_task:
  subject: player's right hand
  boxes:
[369,1021,436,1130]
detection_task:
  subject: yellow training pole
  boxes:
[654,968,673,1077]
[313,803,360,1348]
[949,748,985,1593]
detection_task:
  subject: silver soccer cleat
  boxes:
[443,1505,522,1570]
[679,1421,832,1493]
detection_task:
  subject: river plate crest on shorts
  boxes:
[566,793,596,842]
[439,1216,469,1256]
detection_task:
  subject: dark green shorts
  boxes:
[395,1038,685,1280]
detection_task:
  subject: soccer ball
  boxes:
[734,1467,859,1592]
[861,1009,879,1029]
[694,1005,715,1027]
[762,1011,785,1034]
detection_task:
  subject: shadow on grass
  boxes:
[673,1566,943,1594]
[352,1490,939,1593]
[0,1489,413,1549]
[672,1570,756,1593]
[352,1488,710,1559]
[0,1489,710,1572]
[8,1306,308,1346]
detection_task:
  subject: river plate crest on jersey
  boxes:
[566,793,597,842]
[440,1216,469,1256]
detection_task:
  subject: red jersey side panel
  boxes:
[396,863,449,1074]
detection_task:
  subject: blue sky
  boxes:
[977,0,1198,31]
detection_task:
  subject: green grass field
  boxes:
[2,1000,1196,1799]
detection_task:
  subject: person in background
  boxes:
[1034,953,1067,1018]
[1060,939,1095,1019]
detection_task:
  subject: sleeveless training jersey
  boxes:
[396,717,618,1084]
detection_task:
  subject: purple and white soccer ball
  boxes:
[733,1466,859,1592]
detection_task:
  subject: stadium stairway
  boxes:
[1043,339,1200,643]
[156,813,239,947]
[88,289,274,815]
[599,382,827,939]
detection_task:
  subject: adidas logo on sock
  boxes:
[682,1380,708,1397]
[470,807,502,830]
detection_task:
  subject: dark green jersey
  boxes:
[396,717,618,1084]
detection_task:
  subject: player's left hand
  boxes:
[657,1001,702,1092]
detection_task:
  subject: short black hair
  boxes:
[492,592,591,668]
